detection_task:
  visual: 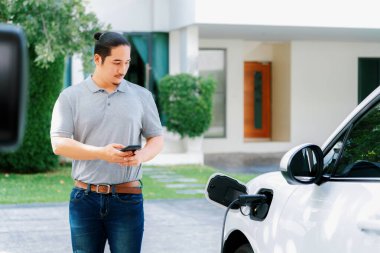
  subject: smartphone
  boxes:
[119,145,141,152]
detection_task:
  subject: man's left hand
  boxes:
[119,150,144,167]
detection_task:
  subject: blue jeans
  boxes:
[69,187,144,253]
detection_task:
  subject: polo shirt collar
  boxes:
[117,80,128,93]
[86,76,127,93]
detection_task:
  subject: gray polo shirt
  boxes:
[50,76,162,184]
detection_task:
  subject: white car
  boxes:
[206,86,380,253]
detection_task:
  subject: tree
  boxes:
[0,0,108,172]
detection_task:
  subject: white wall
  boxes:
[87,0,380,32]
[272,43,291,141]
[152,0,170,31]
[244,42,272,62]
[87,0,170,32]
[71,54,85,85]
[168,0,196,30]
[291,41,380,146]
[194,0,380,29]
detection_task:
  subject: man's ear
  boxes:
[94,54,102,66]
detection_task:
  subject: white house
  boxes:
[78,0,380,164]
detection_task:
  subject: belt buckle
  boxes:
[96,184,111,194]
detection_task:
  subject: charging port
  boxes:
[249,189,273,221]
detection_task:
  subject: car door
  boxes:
[274,99,380,253]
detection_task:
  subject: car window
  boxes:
[333,102,380,178]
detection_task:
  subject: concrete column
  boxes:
[180,25,199,76]
[169,29,181,75]
[169,25,199,76]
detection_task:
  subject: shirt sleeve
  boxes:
[50,92,74,138]
[141,92,163,138]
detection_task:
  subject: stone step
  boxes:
[165,183,205,189]
[144,167,203,195]
[157,178,198,183]
[175,189,205,195]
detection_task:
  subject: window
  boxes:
[199,49,226,138]
[332,101,380,178]
[358,58,380,103]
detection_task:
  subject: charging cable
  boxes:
[220,194,267,253]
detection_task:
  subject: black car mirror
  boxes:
[205,173,247,209]
[280,143,324,185]
[0,24,28,152]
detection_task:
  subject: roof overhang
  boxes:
[198,24,380,42]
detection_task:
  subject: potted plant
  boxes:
[158,73,216,153]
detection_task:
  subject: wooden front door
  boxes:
[244,62,271,138]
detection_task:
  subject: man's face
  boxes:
[94,45,131,86]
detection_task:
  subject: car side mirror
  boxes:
[205,173,247,209]
[0,24,28,152]
[280,143,324,185]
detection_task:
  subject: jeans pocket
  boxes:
[114,193,143,204]
[70,188,86,203]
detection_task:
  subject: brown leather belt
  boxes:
[75,180,142,194]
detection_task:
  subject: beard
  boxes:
[112,75,124,85]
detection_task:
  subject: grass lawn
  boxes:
[0,164,257,204]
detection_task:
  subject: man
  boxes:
[50,31,163,253]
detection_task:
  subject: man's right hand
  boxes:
[51,137,133,164]
[100,143,134,164]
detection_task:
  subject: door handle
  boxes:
[357,219,380,233]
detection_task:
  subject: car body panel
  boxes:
[221,86,380,252]
[224,172,298,253]
[276,181,380,252]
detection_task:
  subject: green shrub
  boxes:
[158,73,216,138]
[0,50,64,173]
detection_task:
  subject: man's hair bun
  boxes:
[93,31,130,62]
[94,32,103,41]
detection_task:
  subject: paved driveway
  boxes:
[0,198,225,253]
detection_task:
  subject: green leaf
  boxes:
[1,0,109,69]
